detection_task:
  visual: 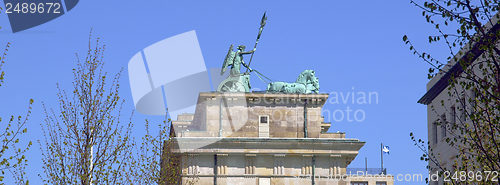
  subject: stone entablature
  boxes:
[172,137,364,158]
[172,92,339,139]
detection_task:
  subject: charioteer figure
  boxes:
[217,13,267,93]
[218,44,254,92]
[222,45,255,76]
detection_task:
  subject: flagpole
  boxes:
[380,143,384,174]
[365,157,367,173]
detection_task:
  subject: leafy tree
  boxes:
[130,117,198,185]
[0,42,33,185]
[39,35,134,185]
[131,117,180,184]
[405,0,500,184]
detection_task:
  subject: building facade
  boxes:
[418,13,500,185]
[169,92,393,185]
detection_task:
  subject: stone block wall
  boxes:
[175,92,332,139]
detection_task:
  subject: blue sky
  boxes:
[0,0,452,184]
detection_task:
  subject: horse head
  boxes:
[310,75,320,93]
[296,70,314,84]
[304,70,319,93]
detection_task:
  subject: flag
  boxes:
[382,145,390,154]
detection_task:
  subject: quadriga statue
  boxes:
[266,70,319,94]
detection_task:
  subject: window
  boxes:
[470,89,476,107]
[432,121,438,144]
[460,96,466,122]
[260,115,268,124]
[351,182,368,185]
[376,182,387,185]
[451,106,456,125]
[259,115,269,138]
[440,114,447,139]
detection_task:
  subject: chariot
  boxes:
[217,13,319,94]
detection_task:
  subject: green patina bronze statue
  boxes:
[266,70,320,94]
[218,44,253,92]
[217,13,265,93]
[217,13,320,94]
[221,45,255,76]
